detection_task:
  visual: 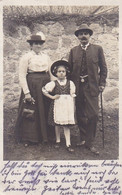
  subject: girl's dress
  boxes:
[42,78,76,126]
[15,50,51,143]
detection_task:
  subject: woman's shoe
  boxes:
[42,140,48,145]
[66,145,74,153]
[24,143,29,147]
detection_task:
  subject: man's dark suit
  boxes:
[68,43,107,148]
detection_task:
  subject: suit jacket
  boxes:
[68,43,107,96]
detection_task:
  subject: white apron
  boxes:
[54,94,75,125]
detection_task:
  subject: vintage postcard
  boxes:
[0,0,122,194]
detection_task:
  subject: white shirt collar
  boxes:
[81,42,90,50]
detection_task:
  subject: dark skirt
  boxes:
[15,72,50,143]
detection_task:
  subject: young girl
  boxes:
[42,60,76,152]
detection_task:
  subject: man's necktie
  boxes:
[80,49,87,76]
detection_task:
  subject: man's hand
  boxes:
[99,86,105,92]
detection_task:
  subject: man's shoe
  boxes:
[76,140,85,147]
[88,146,99,155]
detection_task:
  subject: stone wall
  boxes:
[3,7,119,113]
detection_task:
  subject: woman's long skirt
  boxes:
[15,72,50,143]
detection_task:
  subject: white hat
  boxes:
[36,32,46,41]
[27,31,46,43]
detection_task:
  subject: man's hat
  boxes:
[75,24,93,37]
[51,60,70,77]
[27,32,46,44]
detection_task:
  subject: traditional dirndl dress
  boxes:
[15,72,50,143]
[48,80,76,126]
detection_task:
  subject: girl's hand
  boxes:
[70,93,76,98]
[52,95,60,100]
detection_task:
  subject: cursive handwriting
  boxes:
[0,160,122,194]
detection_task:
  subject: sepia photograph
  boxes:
[3,5,119,161]
[0,1,122,194]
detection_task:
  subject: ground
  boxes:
[4,108,119,161]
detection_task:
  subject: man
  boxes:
[68,24,107,154]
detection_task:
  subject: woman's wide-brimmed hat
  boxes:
[51,60,70,77]
[27,32,46,44]
[75,24,93,37]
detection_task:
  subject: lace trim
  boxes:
[55,120,75,125]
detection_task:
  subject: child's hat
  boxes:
[51,60,70,77]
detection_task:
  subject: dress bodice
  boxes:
[54,80,70,95]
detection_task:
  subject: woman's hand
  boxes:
[23,93,35,104]
[52,95,60,100]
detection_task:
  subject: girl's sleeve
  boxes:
[19,53,30,94]
[42,81,55,94]
[70,81,76,97]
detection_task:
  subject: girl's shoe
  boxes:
[54,142,60,149]
[66,145,74,153]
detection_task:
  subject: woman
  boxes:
[15,32,51,146]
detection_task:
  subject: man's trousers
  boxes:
[76,81,99,148]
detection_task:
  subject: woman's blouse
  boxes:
[42,78,76,97]
[19,50,51,94]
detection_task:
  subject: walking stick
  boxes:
[100,91,104,148]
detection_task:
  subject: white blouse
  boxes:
[19,50,51,94]
[42,78,76,97]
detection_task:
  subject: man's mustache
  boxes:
[81,37,87,40]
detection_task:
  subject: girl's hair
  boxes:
[53,65,70,77]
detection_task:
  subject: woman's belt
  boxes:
[28,71,47,74]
